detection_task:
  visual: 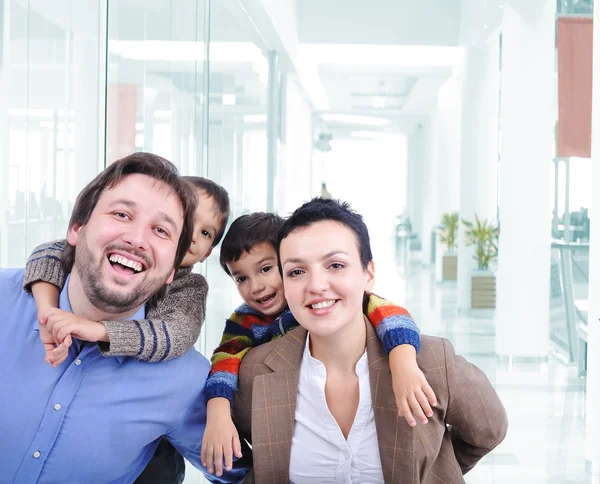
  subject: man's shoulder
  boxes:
[0,268,26,287]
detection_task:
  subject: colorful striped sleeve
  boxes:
[205,305,274,404]
[365,293,421,354]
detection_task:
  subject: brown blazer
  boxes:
[233,318,508,483]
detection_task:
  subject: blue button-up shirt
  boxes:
[0,269,247,484]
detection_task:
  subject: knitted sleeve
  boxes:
[365,293,421,354]
[99,270,208,362]
[205,307,274,404]
[23,239,67,292]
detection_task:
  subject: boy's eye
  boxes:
[260,265,272,274]
[287,269,304,278]
[235,276,248,284]
[201,230,212,239]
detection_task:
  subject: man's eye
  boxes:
[155,227,170,238]
[201,230,212,239]
[260,265,272,274]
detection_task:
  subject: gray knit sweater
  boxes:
[23,240,208,362]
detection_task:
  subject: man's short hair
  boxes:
[277,197,373,270]
[62,152,197,274]
[183,176,230,247]
[219,212,285,275]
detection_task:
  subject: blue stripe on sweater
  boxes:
[147,320,158,360]
[205,372,238,403]
[380,327,421,354]
[134,321,145,356]
[28,255,62,264]
[158,322,171,362]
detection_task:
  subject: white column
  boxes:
[406,125,426,245]
[420,118,438,266]
[495,1,555,358]
[434,75,462,282]
[584,0,600,472]
[456,39,500,310]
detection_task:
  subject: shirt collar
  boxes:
[37,274,146,364]
[303,333,369,377]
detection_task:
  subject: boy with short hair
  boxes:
[201,211,437,477]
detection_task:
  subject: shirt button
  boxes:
[75,359,82,366]
[33,451,41,458]
[54,403,61,411]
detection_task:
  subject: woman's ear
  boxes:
[66,224,82,247]
[364,260,375,292]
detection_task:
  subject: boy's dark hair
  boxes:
[219,212,285,275]
[184,176,230,247]
[62,152,197,274]
[277,197,373,270]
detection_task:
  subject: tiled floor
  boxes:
[187,242,595,483]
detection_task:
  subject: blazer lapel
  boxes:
[366,317,416,483]
[251,327,306,483]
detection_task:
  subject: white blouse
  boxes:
[288,335,385,483]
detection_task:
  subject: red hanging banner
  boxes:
[557,17,593,159]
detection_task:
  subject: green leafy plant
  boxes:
[462,215,499,271]
[438,212,459,251]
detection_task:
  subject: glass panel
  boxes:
[106,0,206,175]
[557,0,593,15]
[0,0,105,267]
[202,0,270,358]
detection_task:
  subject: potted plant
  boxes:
[462,215,499,309]
[438,212,459,280]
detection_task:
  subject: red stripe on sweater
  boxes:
[368,305,412,328]
[210,357,242,374]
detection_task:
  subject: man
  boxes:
[0,153,247,483]
[233,198,508,483]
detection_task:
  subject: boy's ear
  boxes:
[199,247,213,263]
[364,260,375,292]
[66,224,83,247]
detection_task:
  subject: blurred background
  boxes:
[1,0,599,482]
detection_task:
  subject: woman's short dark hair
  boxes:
[183,176,230,247]
[62,152,197,274]
[277,197,373,270]
[219,212,285,275]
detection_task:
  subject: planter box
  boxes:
[442,253,457,281]
[471,271,496,309]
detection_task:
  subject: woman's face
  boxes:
[279,220,374,338]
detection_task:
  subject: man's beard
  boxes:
[74,233,170,315]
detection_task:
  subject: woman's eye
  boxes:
[287,269,304,278]
[115,212,129,220]
[330,263,344,270]
[260,265,272,274]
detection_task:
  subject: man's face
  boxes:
[181,189,222,267]
[67,173,184,314]
[227,242,287,316]
[280,221,374,337]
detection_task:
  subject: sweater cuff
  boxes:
[23,256,64,293]
[381,327,421,355]
[205,378,237,405]
[99,320,145,357]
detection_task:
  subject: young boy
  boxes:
[200,212,437,477]
[22,176,230,484]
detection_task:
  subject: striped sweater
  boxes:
[23,240,207,362]
[206,294,420,403]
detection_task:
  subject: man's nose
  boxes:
[121,221,150,251]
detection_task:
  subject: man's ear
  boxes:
[66,224,82,247]
[166,268,175,285]
[364,260,375,292]
[199,247,213,263]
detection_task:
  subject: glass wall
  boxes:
[0,0,106,267]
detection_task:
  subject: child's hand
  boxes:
[201,398,242,477]
[389,345,437,427]
[42,309,108,345]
